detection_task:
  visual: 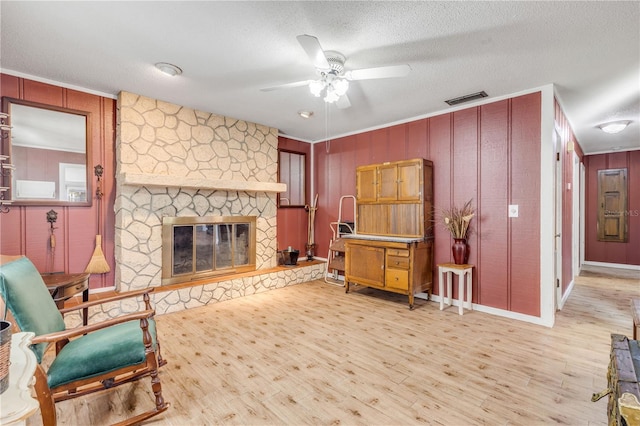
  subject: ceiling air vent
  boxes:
[445,91,488,106]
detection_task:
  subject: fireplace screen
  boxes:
[162,216,256,285]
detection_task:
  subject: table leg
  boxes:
[458,271,464,315]
[439,268,444,310]
[446,271,453,308]
[466,271,473,312]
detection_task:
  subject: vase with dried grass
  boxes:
[441,199,475,265]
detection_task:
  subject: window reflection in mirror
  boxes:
[278,150,305,207]
[2,98,91,206]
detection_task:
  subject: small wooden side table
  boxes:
[0,332,39,426]
[438,263,474,315]
[41,273,90,325]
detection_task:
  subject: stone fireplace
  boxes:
[106,91,324,317]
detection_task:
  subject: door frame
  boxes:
[553,129,563,310]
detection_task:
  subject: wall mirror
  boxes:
[278,150,305,207]
[2,97,92,206]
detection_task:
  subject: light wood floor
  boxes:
[32,267,639,425]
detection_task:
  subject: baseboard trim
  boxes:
[583,261,640,271]
[558,279,575,310]
[417,293,553,327]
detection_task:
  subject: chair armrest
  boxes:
[58,288,154,314]
[31,309,155,345]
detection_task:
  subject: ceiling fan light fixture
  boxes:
[332,78,349,96]
[309,80,324,97]
[598,120,631,134]
[155,62,183,77]
[309,75,349,104]
[324,90,340,104]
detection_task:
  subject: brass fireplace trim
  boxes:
[161,215,257,285]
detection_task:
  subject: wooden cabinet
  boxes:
[345,237,433,309]
[355,158,433,238]
[347,158,434,309]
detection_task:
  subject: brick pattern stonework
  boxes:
[83,91,324,322]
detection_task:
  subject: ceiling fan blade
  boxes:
[260,80,313,92]
[345,64,411,81]
[336,94,351,109]
[296,34,330,70]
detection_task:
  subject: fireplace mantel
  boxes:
[120,173,286,193]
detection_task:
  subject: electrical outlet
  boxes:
[508,205,519,218]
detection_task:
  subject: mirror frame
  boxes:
[277,149,306,208]
[2,97,92,207]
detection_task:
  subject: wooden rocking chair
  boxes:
[0,255,169,425]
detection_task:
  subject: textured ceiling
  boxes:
[1,1,638,154]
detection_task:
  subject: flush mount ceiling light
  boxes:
[155,62,182,77]
[598,120,631,134]
[298,110,314,119]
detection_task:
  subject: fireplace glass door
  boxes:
[163,216,256,285]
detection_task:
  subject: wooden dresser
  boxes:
[345,236,433,309]
[345,158,434,309]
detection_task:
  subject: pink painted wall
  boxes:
[0,74,116,289]
[584,151,640,265]
[309,93,542,317]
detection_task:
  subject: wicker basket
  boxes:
[0,320,11,394]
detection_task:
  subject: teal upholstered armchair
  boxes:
[0,255,169,425]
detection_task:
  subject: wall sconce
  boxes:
[0,112,14,213]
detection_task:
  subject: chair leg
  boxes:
[111,364,169,426]
[150,362,167,412]
[156,339,167,367]
[33,364,57,426]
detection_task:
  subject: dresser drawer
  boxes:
[387,255,410,270]
[387,249,409,257]
[386,268,409,290]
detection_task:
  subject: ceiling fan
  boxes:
[261,34,411,109]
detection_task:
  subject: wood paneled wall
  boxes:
[584,151,640,265]
[0,74,116,289]
[310,93,542,316]
[277,137,311,253]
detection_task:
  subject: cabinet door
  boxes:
[597,168,627,242]
[346,243,385,287]
[356,165,378,202]
[397,160,422,201]
[378,164,398,201]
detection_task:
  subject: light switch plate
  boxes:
[508,205,519,218]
